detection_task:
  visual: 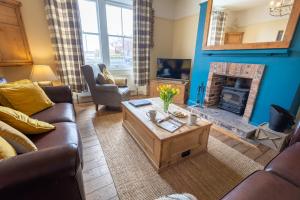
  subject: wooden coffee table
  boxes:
[122,98,212,172]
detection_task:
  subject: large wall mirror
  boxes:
[203,0,300,50]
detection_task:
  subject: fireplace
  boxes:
[204,62,265,121]
[219,86,249,115]
[218,77,251,115]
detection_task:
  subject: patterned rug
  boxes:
[93,113,263,200]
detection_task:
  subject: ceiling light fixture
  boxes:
[269,0,294,17]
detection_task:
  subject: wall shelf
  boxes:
[201,49,289,57]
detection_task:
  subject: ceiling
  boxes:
[213,0,271,10]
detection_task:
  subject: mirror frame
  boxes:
[202,0,300,50]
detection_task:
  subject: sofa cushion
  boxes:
[221,171,300,200]
[0,136,16,159]
[0,106,55,135]
[0,121,37,153]
[0,82,54,116]
[0,79,32,107]
[265,143,300,187]
[31,103,75,124]
[29,122,79,150]
[29,122,83,168]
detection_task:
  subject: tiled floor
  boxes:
[75,102,278,200]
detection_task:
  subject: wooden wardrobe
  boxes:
[0,0,32,66]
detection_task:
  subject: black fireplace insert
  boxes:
[218,86,249,115]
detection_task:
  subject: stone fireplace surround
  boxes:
[205,62,265,121]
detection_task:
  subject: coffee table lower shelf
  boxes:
[122,107,211,172]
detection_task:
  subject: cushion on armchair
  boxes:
[114,77,127,87]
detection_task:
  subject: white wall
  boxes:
[152,0,175,20]
[174,0,200,19]
[223,2,290,43]
[151,0,200,79]
[0,0,55,82]
[235,3,289,27]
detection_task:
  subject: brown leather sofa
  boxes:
[0,86,85,200]
[221,123,300,200]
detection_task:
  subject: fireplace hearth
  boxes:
[204,62,265,121]
[188,62,265,139]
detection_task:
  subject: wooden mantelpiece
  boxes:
[149,79,189,105]
[0,0,32,66]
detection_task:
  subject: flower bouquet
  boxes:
[157,84,180,113]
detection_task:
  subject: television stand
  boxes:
[149,79,189,105]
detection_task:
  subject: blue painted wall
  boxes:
[189,2,300,125]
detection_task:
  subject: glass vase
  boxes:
[163,101,170,113]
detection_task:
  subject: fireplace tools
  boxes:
[196,82,205,107]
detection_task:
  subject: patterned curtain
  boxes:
[208,10,226,46]
[133,0,154,86]
[45,0,86,93]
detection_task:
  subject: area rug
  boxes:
[93,113,263,200]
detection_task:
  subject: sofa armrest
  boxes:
[95,84,118,92]
[289,122,300,146]
[0,144,80,190]
[42,85,73,103]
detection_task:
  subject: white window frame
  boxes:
[80,0,133,70]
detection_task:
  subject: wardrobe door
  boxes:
[0,0,32,66]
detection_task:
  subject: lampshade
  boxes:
[30,65,57,82]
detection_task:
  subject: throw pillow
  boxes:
[0,79,32,107]
[0,82,54,116]
[0,121,37,153]
[0,106,55,134]
[102,67,115,84]
[114,77,127,87]
[0,136,17,159]
[96,72,107,85]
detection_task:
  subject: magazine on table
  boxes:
[156,116,185,133]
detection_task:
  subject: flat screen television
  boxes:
[156,58,191,81]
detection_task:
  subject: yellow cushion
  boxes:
[0,121,37,153]
[114,77,127,87]
[0,82,54,116]
[0,136,16,159]
[102,67,115,84]
[0,79,32,107]
[0,106,55,134]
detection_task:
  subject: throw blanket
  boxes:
[155,193,197,200]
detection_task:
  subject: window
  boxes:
[78,0,133,69]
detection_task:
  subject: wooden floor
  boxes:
[75,102,278,200]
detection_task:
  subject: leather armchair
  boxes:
[81,64,130,110]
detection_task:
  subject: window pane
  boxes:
[106,5,122,35]
[122,8,133,37]
[82,34,102,63]
[124,38,132,66]
[78,0,99,33]
[108,36,124,66]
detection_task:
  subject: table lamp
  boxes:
[30,65,57,86]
